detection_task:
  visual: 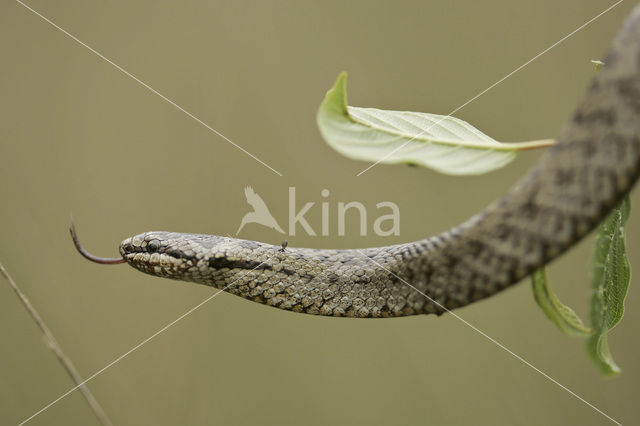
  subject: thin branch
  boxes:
[0,262,113,426]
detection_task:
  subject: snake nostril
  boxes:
[119,241,132,256]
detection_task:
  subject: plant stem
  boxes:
[0,262,113,426]
[504,138,557,151]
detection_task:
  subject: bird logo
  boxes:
[236,186,285,235]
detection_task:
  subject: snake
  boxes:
[72,6,640,318]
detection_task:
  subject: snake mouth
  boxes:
[119,236,143,258]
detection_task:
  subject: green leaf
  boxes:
[587,196,631,376]
[316,72,554,175]
[587,334,619,376]
[531,268,592,337]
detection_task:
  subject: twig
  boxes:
[0,262,113,426]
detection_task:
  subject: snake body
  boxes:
[118,7,640,318]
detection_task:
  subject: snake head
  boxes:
[119,231,210,281]
[118,232,266,285]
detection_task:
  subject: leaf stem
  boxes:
[0,262,113,426]
[504,138,557,151]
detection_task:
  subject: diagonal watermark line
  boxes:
[355,250,621,426]
[16,0,283,177]
[356,0,624,176]
[17,263,265,426]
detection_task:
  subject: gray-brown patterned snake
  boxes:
[72,6,640,318]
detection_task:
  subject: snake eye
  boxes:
[148,240,160,252]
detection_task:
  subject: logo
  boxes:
[236,187,400,237]
[236,186,285,235]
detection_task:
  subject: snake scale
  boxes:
[76,6,640,318]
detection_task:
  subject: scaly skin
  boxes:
[119,6,640,318]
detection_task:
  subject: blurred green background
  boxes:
[1,1,639,425]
